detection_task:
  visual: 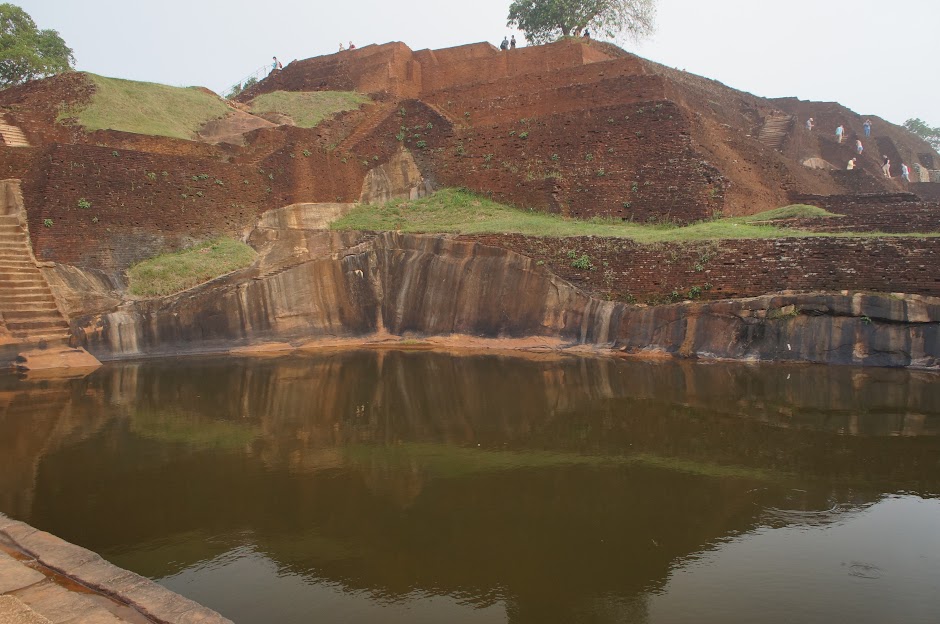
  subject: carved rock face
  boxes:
[360,148,432,205]
[65,230,940,370]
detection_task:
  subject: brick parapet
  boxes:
[457,234,940,302]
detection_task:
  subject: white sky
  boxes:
[17,0,940,127]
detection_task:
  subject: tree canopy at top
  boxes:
[0,3,74,88]
[507,0,656,45]
[903,118,940,152]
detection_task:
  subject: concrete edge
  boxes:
[0,514,232,624]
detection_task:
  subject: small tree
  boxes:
[0,3,74,88]
[903,118,940,152]
[507,0,656,45]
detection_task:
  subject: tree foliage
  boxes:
[507,0,656,45]
[0,3,74,88]
[903,118,940,152]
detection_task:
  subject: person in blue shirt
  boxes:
[863,119,872,137]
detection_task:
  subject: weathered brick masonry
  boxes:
[459,234,940,302]
[19,144,270,270]
[789,193,940,233]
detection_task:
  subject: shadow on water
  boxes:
[1,352,939,623]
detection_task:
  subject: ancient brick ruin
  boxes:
[0,39,936,368]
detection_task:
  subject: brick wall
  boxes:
[385,99,724,223]
[787,193,940,233]
[913,182,940,201]
[18,144,274,272]
[86,130,234,159]
[458,234,940,302]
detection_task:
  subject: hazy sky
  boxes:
[17,0,940,127]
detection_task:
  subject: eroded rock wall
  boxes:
[69,232,940,369]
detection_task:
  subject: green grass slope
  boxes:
[58,73,231,140]
[128,238,257,297]
[333,189,851,243]
[248,91,371,128]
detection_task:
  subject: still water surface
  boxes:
[1,351,939,623]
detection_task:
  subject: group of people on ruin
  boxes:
[271,41,357,75]
[499,35,518,50]
[807,116,912,181]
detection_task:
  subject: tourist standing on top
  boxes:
[856,139,864,155]
[806,117,814,131]
[271,56,282,73]
[901,163,910,182]
[864,119,872,137]
[348,41,356,50]
[836,124,844,143]
[510,35,517,49]
[339,42,345,51]
[882,155,891,178]
[500,36,509,50]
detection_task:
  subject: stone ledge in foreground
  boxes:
[0,514,231,624]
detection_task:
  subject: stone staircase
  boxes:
[0,215,71,346]
[0,122,29,147]
[0,181,71,347]
[758,113,794,151]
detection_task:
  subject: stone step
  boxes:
[6,318,70,331]
[0,285,52,294]
[2,308,62,320]
[0,284,51,292]
[0,277,46,286]
[0,301,59,312]
[0,265,42,274]
[0,123,30,147]
[0,264,42,273]
[11,332,71,345]
[0,214,19,223]
[0,297,55,307]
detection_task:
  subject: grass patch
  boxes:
[131,409,258,450]
[740,204,841,222]
[128,238,257,297]
[343,442,785,483]
[57,73,231,140]
[248,91,371,128]
[333,189,817,242]
[334,190,935,242]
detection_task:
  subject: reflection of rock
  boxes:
[2,352,938,619]
[360,148,432,204]
[0,378,111,518]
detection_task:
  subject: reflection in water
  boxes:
[1,352,939,624]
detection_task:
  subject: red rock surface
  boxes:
[0,39,935,284]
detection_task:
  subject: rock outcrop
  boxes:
[66,230,939,369]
